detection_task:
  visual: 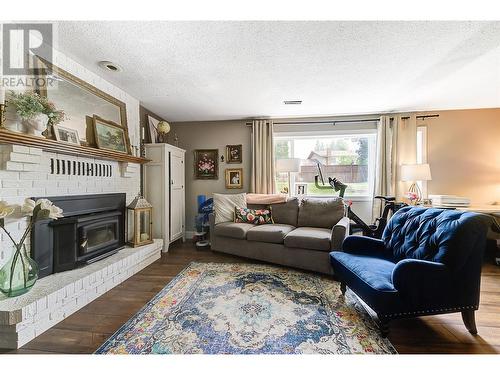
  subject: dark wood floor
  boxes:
[2,241,499,354]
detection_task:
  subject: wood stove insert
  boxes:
[31,193,126,278]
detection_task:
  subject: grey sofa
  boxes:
[209,197,349,274]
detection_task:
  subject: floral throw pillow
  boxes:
[234,207,273,225]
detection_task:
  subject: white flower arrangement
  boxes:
[0,198,64,251]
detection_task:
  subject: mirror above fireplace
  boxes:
[33,55,129,149]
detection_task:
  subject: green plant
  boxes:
[9,91,65,125]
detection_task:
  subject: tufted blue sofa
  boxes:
[330,206,488,336]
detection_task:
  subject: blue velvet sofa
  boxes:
[330,206,488,336]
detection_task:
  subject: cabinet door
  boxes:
[169,149,185,242]
[170,188,184,241]
[170,151,184,189]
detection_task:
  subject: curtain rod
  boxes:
[245,114,439,126]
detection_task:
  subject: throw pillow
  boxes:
[234,207,273,225]
[213,193,247,224]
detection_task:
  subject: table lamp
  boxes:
[400,163,432,202]
[276,158,301,195]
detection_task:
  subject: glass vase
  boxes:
[0,244,39,297]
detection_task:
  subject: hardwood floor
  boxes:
[1,241,499,354]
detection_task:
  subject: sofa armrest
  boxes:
[209,212,215,230]
[331,216,350,250]
[392,259,451,300]
[341,235,392,259]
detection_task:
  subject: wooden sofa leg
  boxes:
[461,310,478,334]
[340,282,346,296]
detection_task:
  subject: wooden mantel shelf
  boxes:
[0,129,150,164]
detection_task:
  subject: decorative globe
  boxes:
[158,121,171,134]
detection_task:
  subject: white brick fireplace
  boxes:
[0,43,161,349]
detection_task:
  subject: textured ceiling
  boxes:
[54,21,500,122]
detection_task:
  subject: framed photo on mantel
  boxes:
[93,116,129,154]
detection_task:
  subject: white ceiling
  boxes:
[54,21,500,122]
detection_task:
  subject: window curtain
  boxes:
[396,114,417,199]
[250,119,275,194]
[372,115,417,220]
[372,115,399,220]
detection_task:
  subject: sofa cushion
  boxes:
[247,224,296,244]
[330,252,396,292]
[213,193,247,224]
[214,222,255,239]
[297,198,345,229]
[284,227,332,251]
[270,198,299,227]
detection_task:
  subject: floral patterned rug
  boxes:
[96,263,396,354]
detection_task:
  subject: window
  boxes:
[274,130,377,198]
[416,126,427,164]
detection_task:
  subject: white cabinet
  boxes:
[144,143,186,252]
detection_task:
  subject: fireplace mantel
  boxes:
[0,129,150,164]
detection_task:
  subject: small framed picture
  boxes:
[194,149,219,179]
[226,144,242,164]
[93,116,129,154]
[295,183,308,196]
[225,168,243,189]
[53,125,80,145]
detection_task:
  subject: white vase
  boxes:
[23,113,49,137]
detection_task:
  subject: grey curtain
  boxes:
[250,119,275,194]
[372,115,398,220]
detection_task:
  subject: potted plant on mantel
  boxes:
[0,199,63,297]
[6,91,65,137]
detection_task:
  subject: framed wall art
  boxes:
[147,115,159,143]
[226,144,242,164]
[225,168,243,189]
[194,149,219,179]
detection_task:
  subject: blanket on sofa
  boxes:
[246,193,287,205]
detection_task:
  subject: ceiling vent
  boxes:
[98,61,123,73]
[283,100,302,105]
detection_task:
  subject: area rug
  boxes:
[95,262,396,354]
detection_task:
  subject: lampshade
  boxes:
[276,158,301,173]
[400,164,432,182]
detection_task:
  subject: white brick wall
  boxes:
[0,44,142,267]
[0,240,163,349]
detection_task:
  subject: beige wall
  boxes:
[419,108,500,205]
[172,108,500,232]
[170,120,252,230]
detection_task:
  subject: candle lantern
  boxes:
[127,195,153,247]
